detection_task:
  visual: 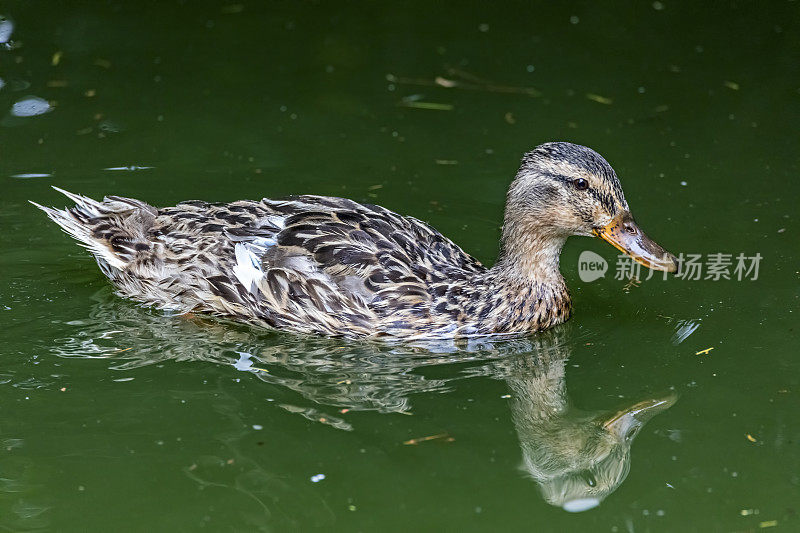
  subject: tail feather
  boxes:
[50,186,104,216]
[31,187,156,270]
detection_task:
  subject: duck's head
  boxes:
[503,142,678,272]
[519,393,678,512]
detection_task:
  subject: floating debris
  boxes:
[435,160,458,165]
[11,173,52,179]
[504,112,516,124]
[724,80,740,91]
[98,119,123,133]
[93,58,112,69]
[112,377,135,382]
[46,80,68,88]
[403,432,454,445]
[671,319,700,345]
[586,93,613,105]
[741,508,760,516]
[10,96,52,117]
[759,520,778,529]
[746,433,757,443]
[103,165,154,171]
[51,50,63,66]
[279,404,353,431]
[622,276,641,292]
[310,473,325,483]
[695,347,714,356]
[399,100,453,111]
[386,71,540,97]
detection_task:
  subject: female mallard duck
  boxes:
[33,142,677,339]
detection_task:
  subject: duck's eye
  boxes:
[573,178,589,191]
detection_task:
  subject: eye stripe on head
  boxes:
[540,172,617,212]
[588,188,617,213]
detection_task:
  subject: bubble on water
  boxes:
[233,352,253,371]
[10,96,52,117]
[0,16,14,44]
[570,15,580,24]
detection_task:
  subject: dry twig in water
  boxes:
[403,432,454,445]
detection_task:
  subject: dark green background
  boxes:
[1,1,798,531]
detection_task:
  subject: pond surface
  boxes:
[1,1,799,531]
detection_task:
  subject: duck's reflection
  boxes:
[502,336,676,512]
[52,293,676,514]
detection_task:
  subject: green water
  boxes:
[2,1,799,531]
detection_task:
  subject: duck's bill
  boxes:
[592,212,679,272]
[602,393,678,441]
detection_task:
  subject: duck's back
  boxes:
[36,190,486,337]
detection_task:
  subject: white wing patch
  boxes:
[262,214,285,230]
[232,239,275,294]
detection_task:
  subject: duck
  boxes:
[32,142,678,339]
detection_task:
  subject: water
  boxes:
[1,1,799,531]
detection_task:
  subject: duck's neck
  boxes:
[454,224,571,334]
[507,351,570,421]
[490,223,568,287]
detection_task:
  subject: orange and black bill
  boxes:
[593,211,678,272]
